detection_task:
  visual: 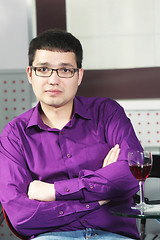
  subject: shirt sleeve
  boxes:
[0,132,99,237]
[55,103,142,202]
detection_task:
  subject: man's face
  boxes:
[27,49,83,110]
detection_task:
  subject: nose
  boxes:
[48,71,60,85]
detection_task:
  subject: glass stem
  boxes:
[139,181,145,204]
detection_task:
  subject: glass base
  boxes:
[131,202,153,211]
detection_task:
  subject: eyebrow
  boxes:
[34,62,76,68]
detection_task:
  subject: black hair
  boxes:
[28,29,83,68]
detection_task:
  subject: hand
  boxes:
[28,180,55,202]
[102,144,120,168]
[98,200,110,206]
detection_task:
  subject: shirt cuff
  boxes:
[54,178,85,201]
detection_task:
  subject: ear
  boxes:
[78,68,84,86]
[27,66,32,84]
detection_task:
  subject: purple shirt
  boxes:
[0,96,142,239]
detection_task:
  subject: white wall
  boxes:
[0,0,36,70]
[66,0,160,152]
[0,0,36,132]
[66,0,160,70]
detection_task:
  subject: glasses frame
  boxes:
[31,66,79,78]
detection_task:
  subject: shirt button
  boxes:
[61,131,64,135]
[86,204,90,209]
[59,210,64,215]
[67,154,72,158]
[89,184,94,189]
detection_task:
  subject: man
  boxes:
[0,29,142,239]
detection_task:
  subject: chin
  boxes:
[46,101,64,108]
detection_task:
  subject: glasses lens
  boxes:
[35,67,52,77]
[58,68,74,78]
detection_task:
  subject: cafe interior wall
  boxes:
[36,0,160,152]
[65,0,160,100]
[0,1,160,239]
[0,0,160,137]
[0,0,36,133]
[36,0,160,101]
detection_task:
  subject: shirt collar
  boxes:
[73,96,92,120]
[27,97,92,130]
[27,103,48,130]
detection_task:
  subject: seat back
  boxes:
[2,207,27,240]
[144,155,160,202]
[142,155,160,234]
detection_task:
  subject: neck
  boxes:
[40,102,73,130]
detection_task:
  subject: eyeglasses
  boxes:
[31,66,79,78]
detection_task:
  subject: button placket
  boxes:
[60,130,64,135]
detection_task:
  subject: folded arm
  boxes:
[28,145,120,202]
[0,137,101,237]
[28,109,142,204]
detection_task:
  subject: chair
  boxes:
[2,207,28,240]
[143,155,160,235]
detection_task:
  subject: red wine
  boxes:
[129,164,151,181]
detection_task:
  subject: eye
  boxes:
[36,67,49,72]
[62,68,71,73]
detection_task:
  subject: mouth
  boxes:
[45,89,62,95]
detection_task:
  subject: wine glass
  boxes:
[128,150,152,211]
